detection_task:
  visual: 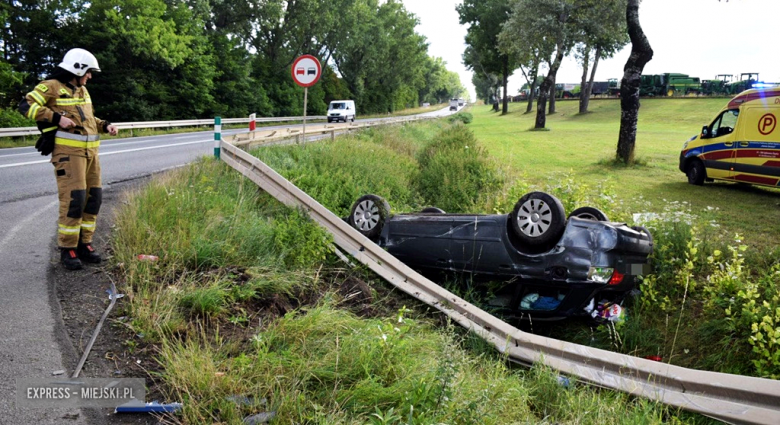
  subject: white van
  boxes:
[327,100,356,123]
[449,98,459,111]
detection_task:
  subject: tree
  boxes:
[616,0,653,164]
[576,0,628,114]
[498,18,543,114]
[500,0,585,128]
[458,0,518,115]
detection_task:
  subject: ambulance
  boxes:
[679,88,780,187]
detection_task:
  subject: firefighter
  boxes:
[18,48,118,270]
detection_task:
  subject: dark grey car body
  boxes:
[377,212,653,319]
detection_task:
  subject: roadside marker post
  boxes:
[249,113,256,131]
[214,116,221,159]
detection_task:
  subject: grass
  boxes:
[467,98,780,249]
[109,101,780,423]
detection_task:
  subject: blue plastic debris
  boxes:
[531,296,561,310]
[115,399,182,413]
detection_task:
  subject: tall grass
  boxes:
[111,117,750,423]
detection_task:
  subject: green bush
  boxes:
[272,208,333,269]
[412,123,503,212]
[253,132,420,215]
[0,107,33,127]
[448,112,473,124]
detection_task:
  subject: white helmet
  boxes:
[58,48,101,77]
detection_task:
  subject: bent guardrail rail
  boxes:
[218,129,780,425]
[0,116,328,138]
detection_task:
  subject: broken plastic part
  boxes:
[114,399,182,413]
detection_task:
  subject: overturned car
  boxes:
[347,192,653,320]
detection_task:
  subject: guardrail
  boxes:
[0,116,327,138]
[224,115,434,149]
[217,120,780,425]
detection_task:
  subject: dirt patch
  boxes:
[54,177,169,424]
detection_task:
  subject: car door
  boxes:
[384,214,453,271]
[449,215,513,276]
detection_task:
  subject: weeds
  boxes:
[111,117,756,423]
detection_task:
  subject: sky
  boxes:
[401,0,780,101]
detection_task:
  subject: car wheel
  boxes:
[511,192,566,246]
[568,206,609,222]
[349,194,390,239]
[421,207,445,213]
[686,160,706,185]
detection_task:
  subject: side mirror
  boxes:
[701,125,709,139]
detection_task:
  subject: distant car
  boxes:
[458,98,465,106]
[449,98,459,111]
[347,192,653,319]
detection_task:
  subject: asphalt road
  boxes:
[0,107,457,424]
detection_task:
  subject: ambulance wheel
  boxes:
[686,160,706,186]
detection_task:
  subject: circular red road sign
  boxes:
[758,113,776,136]
[291,55,321,88]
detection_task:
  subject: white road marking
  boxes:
[0,199,58,252]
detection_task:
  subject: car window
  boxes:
[330,103,345,110]
[711,109,739,138]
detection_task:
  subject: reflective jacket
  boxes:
[19,79,110,158]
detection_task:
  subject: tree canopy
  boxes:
[0,0,465,125]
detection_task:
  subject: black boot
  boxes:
[77,242,102,264]
[61,248,83,270]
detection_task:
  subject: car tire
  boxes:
[568,206,609,222]
[421,207,445,213]
[511,192,566,247]
[686,160,706,185]
[349,194,390,239]
[327,118,332,123]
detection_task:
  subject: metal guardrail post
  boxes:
[213,116,221,159]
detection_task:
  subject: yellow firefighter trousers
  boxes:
[52,153,101,248]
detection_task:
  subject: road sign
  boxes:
[291,55,321,88]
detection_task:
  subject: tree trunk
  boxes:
[493,82,500,112]
[617,0,653,164]
[548,72,556,114]
[526,73,537,113]
[535,47,565,129]
[581,46,600,114]
[502,58,509,115]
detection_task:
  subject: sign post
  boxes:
[291,55,321,144]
